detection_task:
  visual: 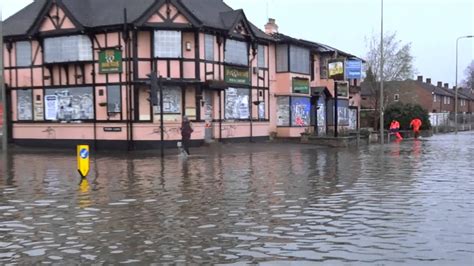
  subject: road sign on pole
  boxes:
[77,145,90,178]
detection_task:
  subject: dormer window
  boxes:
[224,39,248,66]
[44,35,92,63]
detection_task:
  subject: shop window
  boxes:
[154,30,182,58]
[44,35,92,63]
[17,89,33,120]
[225,87,250,119]
[276,44,288,72]
[257,45,265,68]
[289,45,310,74]
[225,39,248,66]
[44,87,94,121]
[107,85,121,113]
[205,34,214,61]
[291,97,311,126]
[277,96,290,126]
[327,99,350,126]
[154,86,182,114]
[16,41,31,67]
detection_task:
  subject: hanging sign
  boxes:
[77,145,90,178]
[328,59,345,80]
[99,50,123,74]
[345,60,362,79]
[44,95,58,120]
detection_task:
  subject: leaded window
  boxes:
[276,44,288,72]
[205,34,214,61]
[44,35,92,63]
[154,30,182,58]
[16,41,31,67]
[289,45,310,74]
[258,45,265,68]
[225,39,248,66]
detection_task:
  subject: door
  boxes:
[203,90,214,142]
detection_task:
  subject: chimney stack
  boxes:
[444,83,449,88]
[437,81,442,87]
[264,18,279,34]
[426,78,431,84]
[417,75,423,82]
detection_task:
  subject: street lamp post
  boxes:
[379,0,384,144]
[1,13,7,151]
[455,35,473,134]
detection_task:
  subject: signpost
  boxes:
[77,145,90,178]
[328,59,345,137]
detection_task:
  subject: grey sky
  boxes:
[2,0,473,86]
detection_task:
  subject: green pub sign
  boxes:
[292,78,309,94]
[224,66,250,85]
[99,50,123,74]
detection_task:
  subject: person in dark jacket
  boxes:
[180,116,193,155]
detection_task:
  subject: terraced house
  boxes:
[2,0,363,150]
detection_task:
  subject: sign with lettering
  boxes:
[328,59,344,80]
[99,50,123,74]
[103,127,122,132]
[345,60,362,79]
[44,95,58,120]
[292,78,309,94]
[224,66,250,85]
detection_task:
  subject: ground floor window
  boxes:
[44,87,94,121]
[277,96,311,127]
[225,87,250,120]
[107,85,121,113]
[327,99,350,126]
[154,86,182,114]
[17,89,33,121]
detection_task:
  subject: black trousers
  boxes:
[182,138,190,155]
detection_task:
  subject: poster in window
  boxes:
[338,106,350,126]
[34,97,44,121]
[277,97,290,126]
[225,88,249,120]
[291,97,310,127]
[45,95,59,120]
[317,99,326,133]
[45,88,94,121]
[258,102,265,119]
[154,87,181,114]
[17,90,33,120]
[349,108,357,130]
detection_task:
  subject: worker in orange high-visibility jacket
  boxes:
[389,119,403,140]
[410,118,422,139]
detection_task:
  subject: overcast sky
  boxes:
[2,0,473,86]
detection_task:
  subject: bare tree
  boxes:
[363,67,390,129]
[365,31,415,81]
[461,60,474,90]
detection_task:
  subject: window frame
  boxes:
[16,41,32,67]
[224,87,250,120]
[289,45,310,74]
[16,89,33,121]
[154,30,182,58]
[224,39,249,66]
[44,87,94,121]
[43,35,93,63]
[153,86,182,114]
[257,45,266,68]
[106,85,122,114]
[204,34,214,61]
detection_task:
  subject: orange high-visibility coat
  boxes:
[390,120,400,130]
[410,118,422,131]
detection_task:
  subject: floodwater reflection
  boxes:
[0,132,473,264]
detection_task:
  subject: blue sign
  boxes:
[80,149,89,159]
[345,60,362,79]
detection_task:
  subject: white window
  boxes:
[433,94,437,102]
[16,41,31,67]
[17,89,33,120]
[44,87,94,121]
[204,34,214,61]
[225,87,250,119]
[154,30,182,58]
[225,39,248,66]
[44,35,92,63]
[257,45,265,68]
[394,94,400,101]
[154,86,182,114]
[447,97,451,104]
[289,45,310,74]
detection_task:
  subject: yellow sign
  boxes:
[328,61,344,77]
[77,145,90,178]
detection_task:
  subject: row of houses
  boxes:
[2,0,364,150]
[361,75,474,114]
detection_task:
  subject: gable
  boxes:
[143,1,193,26]
[38,4,78,32]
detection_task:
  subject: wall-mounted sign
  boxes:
[292,78,310,94]
[345,60,362,79]
[224,66,250,85]
[99,50,123,74]
[336,81,349,98]
[328,59,344,80]
[103,127,122,132]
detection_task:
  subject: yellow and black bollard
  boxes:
[77,145,90,179]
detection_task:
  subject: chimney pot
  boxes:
[437,81,442,87]
[426,78,431,84]
[264,18,279,34]
[444,83,449,88]
[417,75,423,81]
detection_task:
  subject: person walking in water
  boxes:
[410,117,422,139]
[180,116,193,156]
[389,119,403,140]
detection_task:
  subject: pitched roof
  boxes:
[3,0,272,41]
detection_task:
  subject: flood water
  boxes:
[0,133,473,265]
